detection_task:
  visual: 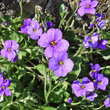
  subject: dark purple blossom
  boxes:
[104,95,110,108]
[38,28,69,58]
[78,0,98,16]
[1,40,19,61]
[95,13,104,22]
[45,22,53,28]
[98,20,105,28]
[94,73,109,90]
[86,92,98,101]
[72,77,94,97]
[67,98,72,103]
[90,23,94,28]
[26,20,43,40]
[98,39,108,50]
[49,52,74,77]
[83,32,99,49]
[90,63,101,79]
[0,77,11,96]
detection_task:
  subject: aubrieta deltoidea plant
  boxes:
[0,0,110,109]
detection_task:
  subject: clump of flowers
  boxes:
[83,32,108,50]
[78,0,98,16]
[0,40,19,62]
[21,18,43,40]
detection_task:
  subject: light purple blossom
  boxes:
[1,40,19,61]
[98,20,105,28]
[49,52,74,77]
[38,28,69,58]
[90,63,101,79]
[83,32,99,49]
[94,73,109,90]
[21,18,32,34]
[26,20,43,40]
[78,0,98,16]
[86,92,98,101]
[0,77,11,96]
[72,77,94,97]
[104,95,110,108]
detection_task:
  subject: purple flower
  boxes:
[94,73,109,90]
[90,63,101,79]
[78,0,98,16]
[0,77,11,96]
[45,22,53,28]
[86,92,98,101]
[98,20,105,28]
[38,28,69,58]
[11,55,18,62]
[26,20,43,40]
[67,98,72,103]
[95,13,104,18]
[98,39,108,50]
[90,23,94,28]
[49,52,74,77]
[1,40,19,61]
[83,32,99,49]
[72,77,94,97]
[21,18,32,34]
[95,13,104,22]
[104,95,110,108]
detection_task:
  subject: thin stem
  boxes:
[19,0,23,16]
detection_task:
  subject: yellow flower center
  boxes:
[50,41,56,46]
[98,81,101,85]
[89,39,92,42]
[86,4,90,8]
[59,61,64,66]
[7,48,11,51]
[2,86,6,89]
[93,70,96,72]
[33,28,36,32]
[81,85,85,89]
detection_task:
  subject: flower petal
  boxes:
[55,39,69,52]
[44,46,54,58]
[49,57,60,71]
[11,40,19,50]
[4,40,11,49]
[1,49,7,58]
[4,88,11,96]
[78,7,85,16]
[38,33,51,47]
[63,59,74,72]
[91,1,98,7]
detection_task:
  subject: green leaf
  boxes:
[41,106,56,110]
[98,49,110,60]
[49,89,63,103]
[36,64,46,75]
[57,103,67,110]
